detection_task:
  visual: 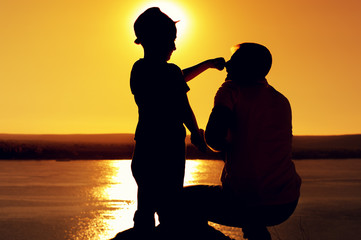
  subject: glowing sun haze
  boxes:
[1,0,360,135]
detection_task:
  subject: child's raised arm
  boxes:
[182,58,225,82]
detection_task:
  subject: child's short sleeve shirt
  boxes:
[130,59,190,141]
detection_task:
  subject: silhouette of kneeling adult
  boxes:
[181,43,302,240]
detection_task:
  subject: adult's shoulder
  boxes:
[214,80,239,109]
[269,85,289,101]
[221,80,238,88]
[217,80,239,94]
[267,85,292,109]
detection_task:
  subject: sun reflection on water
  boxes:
[66,160,138,240]
[77,160,223,239]
[184,159,204,186]
[97,160,138,239]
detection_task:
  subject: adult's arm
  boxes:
[205,105,233,152]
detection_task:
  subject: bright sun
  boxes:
[130,1,190,45]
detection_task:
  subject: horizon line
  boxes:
[1,132,361,137]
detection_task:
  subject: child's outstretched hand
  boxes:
[208,58,226,71]
[191,129,207,152]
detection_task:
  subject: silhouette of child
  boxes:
[112,7,225,239]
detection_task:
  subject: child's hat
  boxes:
[134,7,177,44]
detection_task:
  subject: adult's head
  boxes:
[226,43,272,83]
[134,7,177,61]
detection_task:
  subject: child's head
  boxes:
[226,43,272,83]
[134,7,177,61]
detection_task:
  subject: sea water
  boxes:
[1,159,361,240]
[0,160,226,240]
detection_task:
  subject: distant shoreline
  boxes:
[1,133,361,160]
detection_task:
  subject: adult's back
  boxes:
[213,79,300,205]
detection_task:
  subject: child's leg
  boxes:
[156,184,183,225]
[133,175,184,237]
[133,184,156,231]
[131,141,158,231]
[131,139,186,232]
[155,141,186,227]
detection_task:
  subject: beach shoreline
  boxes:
[1,134,361,160]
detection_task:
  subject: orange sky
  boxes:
[1,0,360,135]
